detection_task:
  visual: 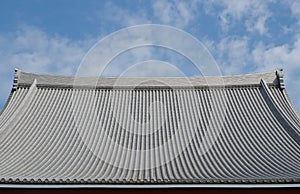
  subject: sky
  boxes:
[0,0,299,113]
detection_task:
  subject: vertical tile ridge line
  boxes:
[260,79,300,144]
[271,89,300,127]
[282,89,300,123]
[0,79,38,136]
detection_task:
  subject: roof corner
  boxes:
[276,68,285,90]
[13,68,21,91]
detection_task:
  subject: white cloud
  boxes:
[0,25,91,109]
[1,25,90,75]
[201,0,300,111]
[1,1,299,112]
[205,0,273,35]
[288,0,300,30]
[97,1,204,30]
[207,33,300,113]
[101,2,150,27]
[209,36,250,75]
[252,37,300,113]
[245,14,270,35]
[77,25,215,77]
[152,0,199,29]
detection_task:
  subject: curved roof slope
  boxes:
[0,69,300,186]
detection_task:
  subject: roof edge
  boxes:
[0,79,37,140]
[283,90,300,118]
[13,69,282,89]
[1,183,300,189]
[260,79,300,144]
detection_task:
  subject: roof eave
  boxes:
[1,183,300,189]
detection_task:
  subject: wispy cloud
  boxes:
[253,37,300,112]
[101,0,200,29]
[214,36,250,74]
[204,0,273,35]
[207,32,300,113]
[290,1,300,18]
[200,0,300,112]
[2,24,90,75]
[0,24,91,108]
[100,2,151,27]
[152,0,199,28]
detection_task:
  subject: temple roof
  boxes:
[0,69,300,188]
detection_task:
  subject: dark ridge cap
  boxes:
[13,69,281,89]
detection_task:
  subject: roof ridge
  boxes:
[13,69,281,89]
[15,68,281,78]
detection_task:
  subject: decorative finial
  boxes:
[276,68,285,90]
[13,68,20,91]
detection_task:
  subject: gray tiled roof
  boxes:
[0,69,300,187]
[15,69,279,88]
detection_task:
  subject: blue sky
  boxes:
[0,0,300,113]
